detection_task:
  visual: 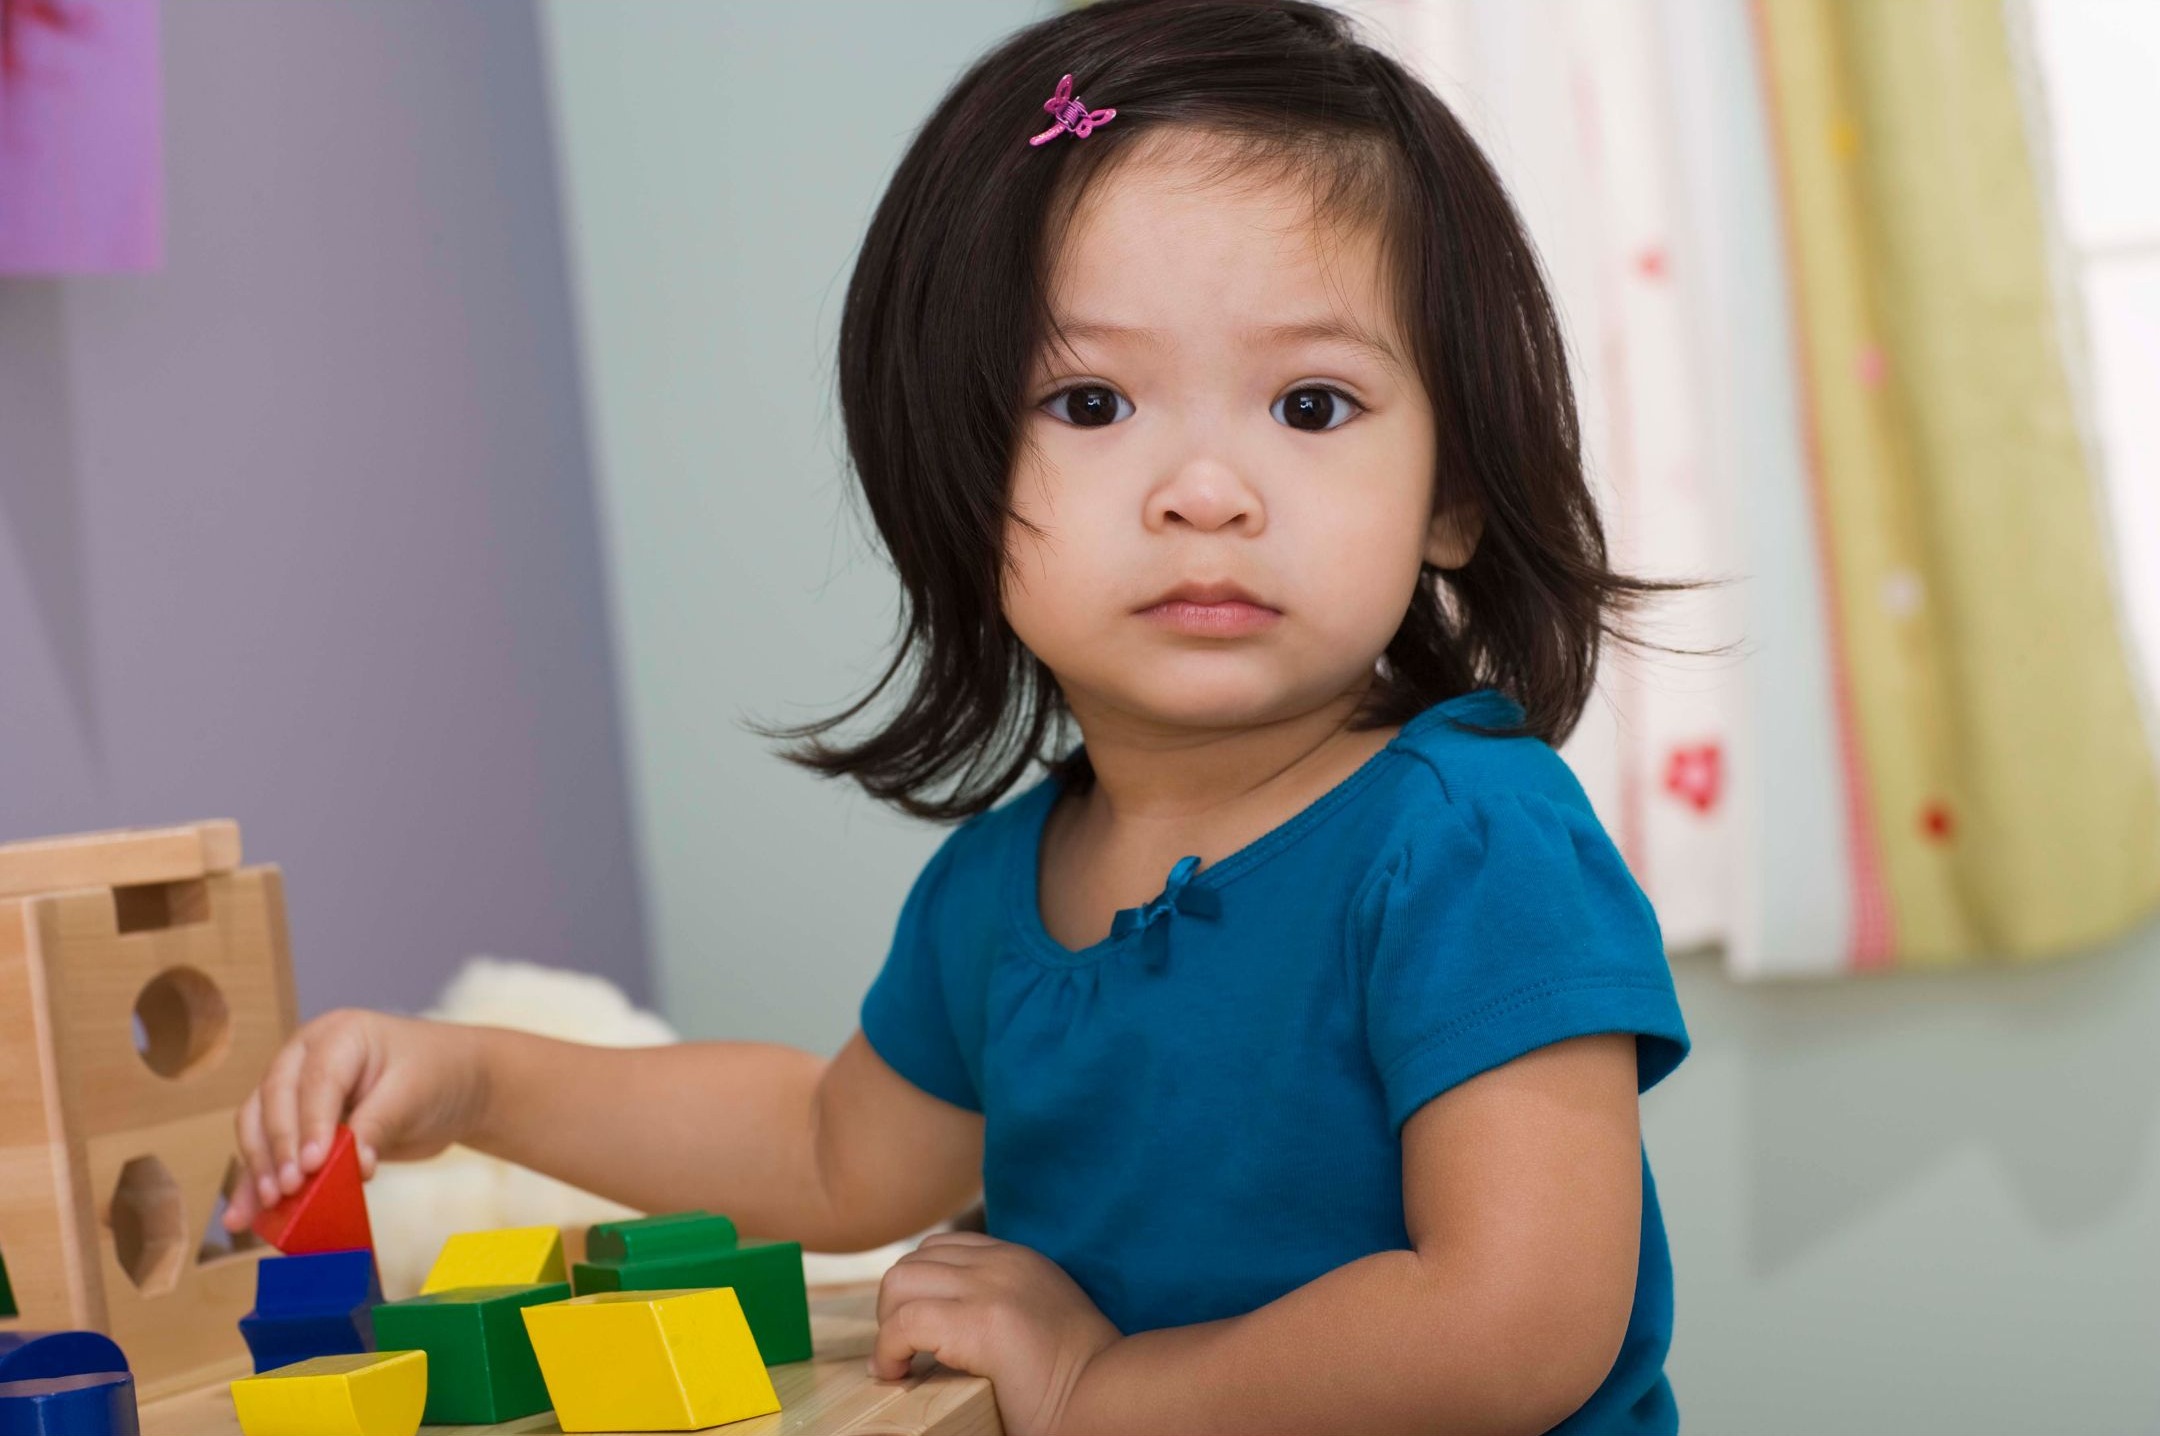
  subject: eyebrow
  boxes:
[1047,315,1410,377]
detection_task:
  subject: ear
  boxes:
[1422,495,1483,571]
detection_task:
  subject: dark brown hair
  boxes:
[756,0,1681,822]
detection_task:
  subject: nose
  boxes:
[1144,457,1265,535]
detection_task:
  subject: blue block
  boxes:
[237,1249,381,1374]
[250,1249,379,1317]
[0,1371,138,1436]
[0,1333,129,1383]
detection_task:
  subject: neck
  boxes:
[1059,678,1389,834]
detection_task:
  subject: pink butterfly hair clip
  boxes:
[1028,72,1117,146]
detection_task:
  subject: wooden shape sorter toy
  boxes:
[0,822,299,1401]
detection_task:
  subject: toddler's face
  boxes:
[1003,132,1473,735]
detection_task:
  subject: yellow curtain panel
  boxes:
[1754,0,2160,967]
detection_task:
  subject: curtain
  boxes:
[1344,0,2160,976]
[1750,0,2160,969]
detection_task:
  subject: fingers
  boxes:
[345,1065,422,1180]
[228,1090,274,1226]
[247,1043,302,1202]
[875,1236,1012,1326]
[917,1231,999,1250]
[296,1036,367,1173]
[230,1011,373,1226]
[260,1039,308,1197]
[868,1296,970,1382]
[875,1250,972,1326]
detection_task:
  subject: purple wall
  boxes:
[0,0,648,1014]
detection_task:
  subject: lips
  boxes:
[1136,579,1273,611]
[1135,580,1281,638]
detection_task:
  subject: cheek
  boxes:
[1279,479,1434,639]
[1002,446,1119,596]
[998,471,1091,659]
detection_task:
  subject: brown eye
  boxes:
[1273,385,1361,432]
[1041,385,1132,428]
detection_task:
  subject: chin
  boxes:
[1108,665,1303,732]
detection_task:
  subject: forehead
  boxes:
[1043,130,1402,362]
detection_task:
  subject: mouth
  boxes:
[1135,580,1281,638]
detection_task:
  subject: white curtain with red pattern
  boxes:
[1342,0,1761,966]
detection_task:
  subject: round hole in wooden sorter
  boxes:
[132,966,232,1079]
[109,1155,188,1295]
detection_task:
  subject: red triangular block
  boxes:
[250,1125,373,1255]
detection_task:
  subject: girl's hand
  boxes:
[871,1232,1121,1436]
[223,1008,489,1231]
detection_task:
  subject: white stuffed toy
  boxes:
[363,955,942,1299]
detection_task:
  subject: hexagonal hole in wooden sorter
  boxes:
[108,1155,188,1295]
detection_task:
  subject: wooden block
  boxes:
[582,1210,737,1265]
[237,1251,379,1374]
[227,1352,422,1436]
[0,1370,138,1436]
[521,1288,780,1432]
[575,1237,812,1365]
[367,1283,563,1425]
[0,824,241,902]
[418,1225,563,1295]
[0,1332,129,1382]
[135,1283,1000,1436]
[250,1128,370,1257]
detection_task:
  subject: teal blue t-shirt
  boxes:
[860,688,1690,1433]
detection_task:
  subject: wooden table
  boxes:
[139,1284,1000,1436]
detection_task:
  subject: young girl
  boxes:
[224,2,1689,1431]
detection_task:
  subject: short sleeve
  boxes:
[859,829,983,1112]
[1362,790,1689,1133]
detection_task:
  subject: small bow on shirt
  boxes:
[1108,854,1222,973]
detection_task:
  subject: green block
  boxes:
[583,1210,738,1265]
[573,1240,811,1365]
[0,1244,15,1317]
[370,1281,567,1423]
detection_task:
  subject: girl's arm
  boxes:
[227,1008,983,1256]
[1055,1033,1642,1436]
[467,1026,986,1251]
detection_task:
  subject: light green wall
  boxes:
[1652,932,2160,1431]
[542,5,2160,1429]
[540,0,1054,1051]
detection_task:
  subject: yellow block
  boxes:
[420,1224,567,1294]
[230,1351,427,1436]
[521,1288,781,1432]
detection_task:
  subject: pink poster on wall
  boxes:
[0,0,163,274]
